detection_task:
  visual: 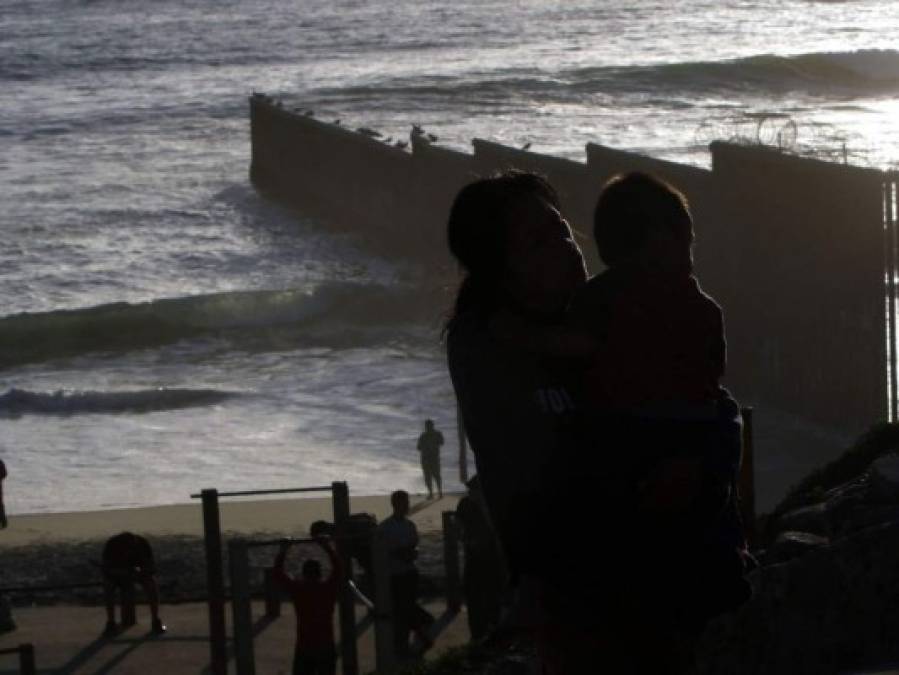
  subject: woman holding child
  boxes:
[446,170,751,673]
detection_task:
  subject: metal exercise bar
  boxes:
[190,485,332,499]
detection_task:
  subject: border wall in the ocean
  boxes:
[249,94,897,434]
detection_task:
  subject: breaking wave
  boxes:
[316,49,899,102]
[587,49,899,96]
[0,387,235,416]
[0,282,438,369]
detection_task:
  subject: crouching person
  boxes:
[100,531,166,636]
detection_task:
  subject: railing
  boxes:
[0,644,36,675]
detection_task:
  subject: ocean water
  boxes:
[2,0,898,513]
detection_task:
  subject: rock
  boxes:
[766,531,830,564]
[870,454,899,501]
[696,520,899,674]
[775,502,830,537]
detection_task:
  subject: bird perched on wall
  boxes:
[521,142,532,150]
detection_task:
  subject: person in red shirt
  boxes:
[274,536,343,675]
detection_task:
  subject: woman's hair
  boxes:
[446,171,561,326]
[593,171,693,267]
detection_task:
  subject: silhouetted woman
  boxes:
[445,172,594,672]
[446,172,587,588]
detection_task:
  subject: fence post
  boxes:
[120,581,137,627]
[442,511,462,613]
[371,529,395,672]
[331,481,358,675]
[201,488,228,675]
[739,407,756,546]
[18,644,35,675]
[230,540,255,675]
[263,567,281,619]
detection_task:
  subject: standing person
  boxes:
[445,172,587,609]
[0,458,7,529]
[100,532,166,636]
[377,490,432,657]
[274,537,342,675]
[417,419,444,499]
[455,475,506,641]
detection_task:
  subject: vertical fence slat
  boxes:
[457,402,468,485]
[201,489,228,675]
[739,407,756,547]
[263,567,281,619]
[442,511,462,612]
[332,481,358,675]
[18,644,35,675]
[372,529,395,672]
[230,540,255,675]
[891,179,899,421]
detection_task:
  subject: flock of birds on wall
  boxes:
[254,92,878,167]
[254,92,535,153]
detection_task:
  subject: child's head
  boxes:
[390,489,410,517]
[593,172,694,270]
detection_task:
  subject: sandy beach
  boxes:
[0,492,458,548]
[0,493,460,602]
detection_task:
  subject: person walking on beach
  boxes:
[417,419,444,499]
[274,536,342,675]
[378,490,433,657]
[0,458,7,529]
[100,532,166,636]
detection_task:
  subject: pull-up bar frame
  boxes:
[189,486,332,499]
[191,482,357,675]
